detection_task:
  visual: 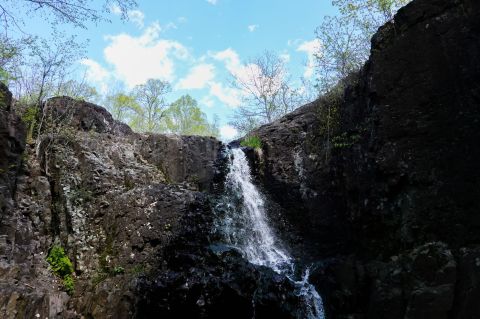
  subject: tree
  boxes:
[229,51,303,135]
[105,92,140,123]
[132,79,171,133]
[12,33,86,106]
[315,0,411,93]
[7,33,86,141]
[165,95,219,137]
[0,37,21,84]
[0,0,137,33]
[54,79,99,102]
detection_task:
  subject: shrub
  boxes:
[63,274,75,295]
[46,245,75,295]
[240,135,262,149]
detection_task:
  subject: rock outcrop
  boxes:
[0,92,221,317]
[0,94,307,318]
[243,0,480,317]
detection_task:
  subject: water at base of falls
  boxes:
[215,148,325,319]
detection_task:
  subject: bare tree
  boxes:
[12,33,85,105]
[0,0,137,34]
[315,0,411,93]
[229,51,302,134]
[315,16,370,93]
[8,33,86,141]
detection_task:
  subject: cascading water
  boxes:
[215,147,325,319]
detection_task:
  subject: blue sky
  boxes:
[23,0,336,139]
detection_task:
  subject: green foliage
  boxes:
[47,246,74,278]
[0,40,19,84]
[46,245,75,295]
[106,92,141,123]
[21,105,39,142]
[131,79,171,133]
[164,95,219,137]
[240,135,262,149]
[63,274,75,295]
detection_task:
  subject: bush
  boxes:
[63,274,75,295]
[240,135,262,149]
[46,245,75,295]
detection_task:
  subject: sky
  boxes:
[22,0,337,140]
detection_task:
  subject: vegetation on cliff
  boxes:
[46,245,75,295]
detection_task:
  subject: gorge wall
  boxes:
[0,89,309,318]
[1,0,480,318]
[246,0,480,318]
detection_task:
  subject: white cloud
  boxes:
[211,48,242,75]
[80,58,111,93]
[81,59,109,81]
[200,96,215,108]
[103,22,189,88]
[176,63,215,90]
[206,0,218,4]
[248,24,259,32]
[209,82,242,108]
[127,10,145,28]
[220,125,238,140]
[297,39,321,78]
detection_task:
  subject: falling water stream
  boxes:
[216,148,325,319]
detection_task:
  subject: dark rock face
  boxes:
[247,0,480,317]
[0,94,226,318]
[0,83,25,214]
[46,96,133,136]
[139,134,223,191]
[0,93,305,318]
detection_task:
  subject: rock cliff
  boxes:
[0,87,307,318]
[244,0,480,317]
[0,89,225,318]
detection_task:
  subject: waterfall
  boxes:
[216,147,325,319]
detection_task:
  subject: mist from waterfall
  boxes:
[215,147,325,319]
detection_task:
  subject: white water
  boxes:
[216,148,325,319]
